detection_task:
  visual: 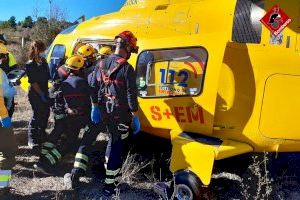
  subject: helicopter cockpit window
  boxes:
[232,0,265,44]
[49,44,66,80]
[136,47,208,98]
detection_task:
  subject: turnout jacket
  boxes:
[60,74,93,116]
[89,54,138,113]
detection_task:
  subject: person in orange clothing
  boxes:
[0,54,17,196]
[0,34,18,118]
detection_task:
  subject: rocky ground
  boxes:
[3,89,300,200]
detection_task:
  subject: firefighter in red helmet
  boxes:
[64,31,141,196]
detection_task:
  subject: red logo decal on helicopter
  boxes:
[260,5,292,36]
[150,106,204,124]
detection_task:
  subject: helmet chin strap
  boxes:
[126,52,132,60]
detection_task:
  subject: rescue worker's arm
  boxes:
[2,71,16,99]
[88,68,100,105]
[31,83,44,95]
[0,70,9,119]
[125,65,138,112]
[0,97,8,118]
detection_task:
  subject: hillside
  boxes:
[1,18,70,65]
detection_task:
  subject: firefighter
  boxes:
[0,35,18,118]
[26,41,50,150]
[34,55,94,173]
[77,44,97,78]
[0,44,15,116]
[0,34,17,74]
[0,67,17,197]
[68,31,141,196]
[87,46,113,88]
[98,46,113,60]
[33,64,69,174]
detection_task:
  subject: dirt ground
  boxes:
[4,89,300,200]
[6,89,162,200]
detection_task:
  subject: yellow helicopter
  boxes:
[19,0,300,199]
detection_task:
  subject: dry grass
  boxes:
[9,88,300,200]
[13,88,31,122]
[239,153,273,200]
[7,44,30,66]
[118,153,151,185]
[9,89,159,200]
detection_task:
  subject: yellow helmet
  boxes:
[65,55,85,71]
[77,44,95,58]
[0,43,8,54]
[99,46,112,56]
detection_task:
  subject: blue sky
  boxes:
[0,0,126,22]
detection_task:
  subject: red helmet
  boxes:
[115,31,139,53]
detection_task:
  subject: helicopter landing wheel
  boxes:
[173,170,205,200]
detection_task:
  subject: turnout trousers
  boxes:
[39,114,90,168]
[0,127,17,189]
[71,111,131,186]
[28,92,50,147]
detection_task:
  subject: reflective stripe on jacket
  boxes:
[8,53,17,67]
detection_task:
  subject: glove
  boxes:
[132,115,141,135]
[91,106,101,124]
[1,117,12,128]
[39,93,49,104]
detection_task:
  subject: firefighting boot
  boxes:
[33,161,52,175]
[102,183,116,197]
[0,187,10,199]
[64,173,80,190]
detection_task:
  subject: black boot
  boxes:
[0,187,10,199]
[33,161,52,175]
[102,184,116,197]
[64,173,80,190]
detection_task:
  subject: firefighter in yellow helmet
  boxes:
[87,46,113,86]
[0,44,17,196]
[33,55,95,174]
[77,44,97,78]
[0,41,17,117]
[98,46,113,59]
[0,34,17,74]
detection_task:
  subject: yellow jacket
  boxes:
[0,69,9,118]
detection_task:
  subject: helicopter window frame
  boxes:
[232,0,265,44]
[50,44,66,60]
[136,46,208,99]
[71,38,115,55]
[49,44,66,66]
